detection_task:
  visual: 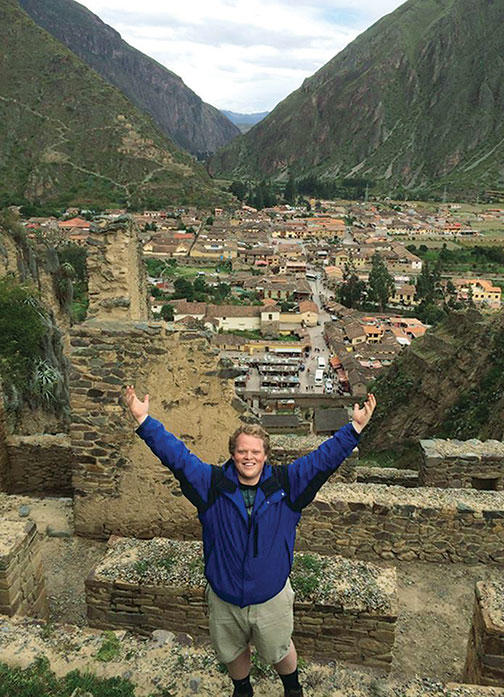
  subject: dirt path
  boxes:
[390,561,502,682]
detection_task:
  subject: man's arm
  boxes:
[125,386,212,508]
[286,394,376,510]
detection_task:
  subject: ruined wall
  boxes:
[5,434,73,495]
[270,434,358,482]
[71,214,240,539]
[86,216,148,322]
[85,538,397,670]
[70,322,240,539]
[297,484,504,564]
[464,582,504,688]
[420,440,504,490]
[0,389,8,491]
[0,520,47,618]
[355,466,419,487]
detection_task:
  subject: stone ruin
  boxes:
[465,581,504,687]
[0,214,503,694]
[85,537,397,670]
[420,439,504,490]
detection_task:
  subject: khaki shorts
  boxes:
[206,579,295,665]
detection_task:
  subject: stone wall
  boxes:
[0,520,47,618]
[69,322,240,539]
[355,466,419,487]
[270,433,357,482]
[0,390,8,491]
[86,216,148,322]
[297,483,504,564]
[420,439,504,490]
[5,434,73,495]
[85,537,397,670]
[464,581,504,688]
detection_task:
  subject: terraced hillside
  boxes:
[0,0,230,209]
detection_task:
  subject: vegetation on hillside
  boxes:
[0,276,64,412]
[0,0,230,210]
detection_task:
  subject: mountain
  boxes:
[211,0,504,197]
[361,309,504,455]
[221,110,269,134]
[0,0,230,209]
[19,0,240,156]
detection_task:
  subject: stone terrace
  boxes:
[421,439,504,490]
[85,537,398,670]
[297,483,504,563]
[0,519,47,618]
[465,581,504,688]
[270,432,358,481]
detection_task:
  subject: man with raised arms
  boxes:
[126,386,376,697]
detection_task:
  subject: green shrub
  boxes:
[0,277,46,404]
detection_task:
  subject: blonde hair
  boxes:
[228,424,270,458]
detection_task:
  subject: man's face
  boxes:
[232,433,267,486]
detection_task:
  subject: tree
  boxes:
[368,253,394,311]
[284,175,297,204]
[415,260,442,305]
[230,181,248,201]
[160,304,174,322]
[338,262,366,308]
[172,277,194,301]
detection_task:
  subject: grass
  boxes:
[95,631,121,662]
[0,656,136,697]
[291,553,327,599]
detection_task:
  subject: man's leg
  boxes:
[251,581,303,697]
[227,645,251,680]
[274,640,303,696]
[273,639,297,675]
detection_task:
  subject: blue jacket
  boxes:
[137,416,360,608]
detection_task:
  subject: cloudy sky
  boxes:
[80,0,405,113]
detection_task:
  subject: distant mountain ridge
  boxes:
[211,0,504,197]
[0,0,230,208]
[19,0,240,156]
[221,110,269,134]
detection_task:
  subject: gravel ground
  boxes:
[2,494,503,687]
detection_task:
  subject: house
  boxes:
[344,322,367,346]
[453,278,501,309]
[298,300,318,327]
[390,284,417,306]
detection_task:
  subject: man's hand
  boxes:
[125,385,149,425]
[352,393,376,434]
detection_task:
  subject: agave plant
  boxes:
[32,359,63,403]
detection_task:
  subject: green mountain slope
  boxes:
[0,0,229,209]
[211,0,504,197]
[19,0,240,156]
[361,309,504,454]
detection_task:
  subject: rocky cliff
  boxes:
[19,0,240,156]
[211,0,504,198]
[361,309,504,454]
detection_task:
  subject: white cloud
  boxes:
[80,0,406,112]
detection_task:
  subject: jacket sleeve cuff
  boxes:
[349,422,361,440]
[135,414,152,436]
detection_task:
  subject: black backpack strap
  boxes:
[201,464,237,513]
[260,465,291,502]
